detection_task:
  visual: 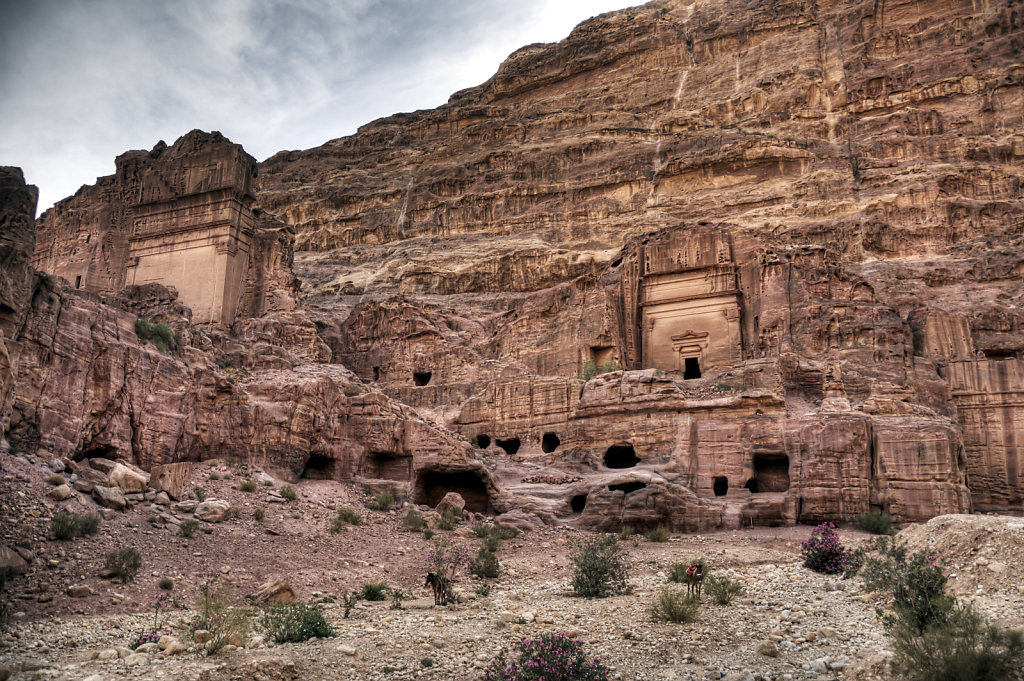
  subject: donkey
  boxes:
[685,563,704,599]
[425,571,452,606]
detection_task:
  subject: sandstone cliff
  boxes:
[11,0,1024,529]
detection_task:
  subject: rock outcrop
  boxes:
[8,0,1024,530]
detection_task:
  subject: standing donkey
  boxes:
[685,562,704,599]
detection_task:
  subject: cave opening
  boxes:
[414,470,491,513]
[496,437,520,455]
[604,444,639,469]
[590,346,614,366]
[542,432,561,453]
[301,454,336,480]
[609,481,647,494]
[413,370,432,386]
[73,445,117,463]
[683,356,702,380]
[372,366,380,381]
[744,478,759,493]
[363,452,412,481]
[713,476,728,496]
[570,494,587,513]
[475,434,491,449]
[751,453,790,492]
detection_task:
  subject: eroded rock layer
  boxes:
[10,0,1024,529]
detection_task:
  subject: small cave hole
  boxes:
[744,478,759,493]
[496,437,520,455]
[302,454,337,480]
[476,434,491,449]
[73,445,117,463]
[414,470,491,513]
[683,356,702,380]
[372,366,380,381]
[604,444,639,469]
[413,370,432,386]
[750,453,790,492]
[74,275,82,289]
[542,432,560,453]
[570,494,588,513]
[713,476,728,496]
[608,481,647,494]
[611,257,623,267]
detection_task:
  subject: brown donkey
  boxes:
[685,563,704,599]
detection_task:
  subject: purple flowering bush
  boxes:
[800,522,860,575]
[483,633,610,681]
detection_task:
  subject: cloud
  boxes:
[0,0,636,214]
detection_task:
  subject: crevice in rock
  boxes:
[608,481,646,494]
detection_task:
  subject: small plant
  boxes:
[147,515,158,524]
[857,510,893,535]
[423,529,435,540]
[600,360,622,373]
[209,472,221,481]
[263,479,274,487]
[704,574,743,605]
[618,525,635,541]
[105,547,142,581]
[644,526,669,542]
[342,590,358,618]
[468,434,479,447]
[470,546,500,579]
[716,382,732,391]
[475,584,492,597]
[361,582,389,601]
[581,359,600,381]
[133,592,171,649]
[403,508,426,530]
[0,574,10,627]
[158,577,174,591]
[374,492,394,511]
[388,588,405,610]
[492,524,520,540]
[570,534,630,599]
[134,318,174,353]
[253,508,265,522]
[50,510,82,540]
[46,474,66,486]
[191,563,252,653]
[648,587,700,623]
[179,519,200,538]
[279,485,297,502]
[482,534,500,553]
[194,487,208,502]
[859,536,953,632]
[425,539,470,605]
[420,656,435,668]
[330,508,362,532]
[801,522,860,575]
[669,562,689,583]
[79,512,101,536]
[240,479,257,492]
[473,522,492,538]
[261,601,335,643]
[483,632,610,681]
[342,382,362,396]
[438,508,462,531]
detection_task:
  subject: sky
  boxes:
[0,0,638,215]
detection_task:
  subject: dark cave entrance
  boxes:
[413,370,432,386]
[604,444,639,469]
[542,432,561,453]
[475,434,491,449]
[372,366,380,381]
[713,476,728,496]
[609,481,647,494]
[73,445,117,463]
[496,437,520,455]
[683,357,702,380]
[415,470,491,514]
[570,494,588,513]
[749,453,790,492]
[363,452,412,481]
[301,454,337,480]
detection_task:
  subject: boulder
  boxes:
[108,463,148,493]
[194,499,231,522]
[435,492,466,517]
[150,462,192,500]
[92,485,127,510]
[46,484,74,501]
[251,579,295,604]
[0,543,28,574]
[67,584,94,598]
[88,458,118,474]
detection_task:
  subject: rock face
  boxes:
[8,0,1024,530]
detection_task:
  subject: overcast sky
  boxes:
[0,0,637,215]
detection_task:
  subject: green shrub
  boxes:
[374,492,394,511]
[492,524,520,540]
[648,587,700,623]
[601,360,622,373]
[860,536,954,632]
[438,508,461,531]
[159,577,174,591]
[857,510,893,535]
[669,562,690,584]
[475,584,492,597]
[423,529,435,540]
[570,534,630,598]
[644,526,669,542]
[134,318,174,353]
[50,510,82,540]
[330,508,362,532]
[801,522,860,575]
[420,657,435,668]
[473,522,492,538]
[279,485,297,502]
[194,487,208,502]
[388,588,405,610]
[104,548,141,581]
[705,574,743,605]
[240,479,257,492]
[46,474,66,486]
[253,508,265,522]
[361,582,388,601]
[470,547,500,578]
[403,508,425,530]
[79,512,101,536]
[618,525,635,541]
[191,567,253,654]
[483,632,609,681]
[482,534,500,553]
[581,359,622,382]
[208,471,221,481]
[342,591,358,618]
[891,602,1024,681]
[261,601,334,643]
[179,519,200,538]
